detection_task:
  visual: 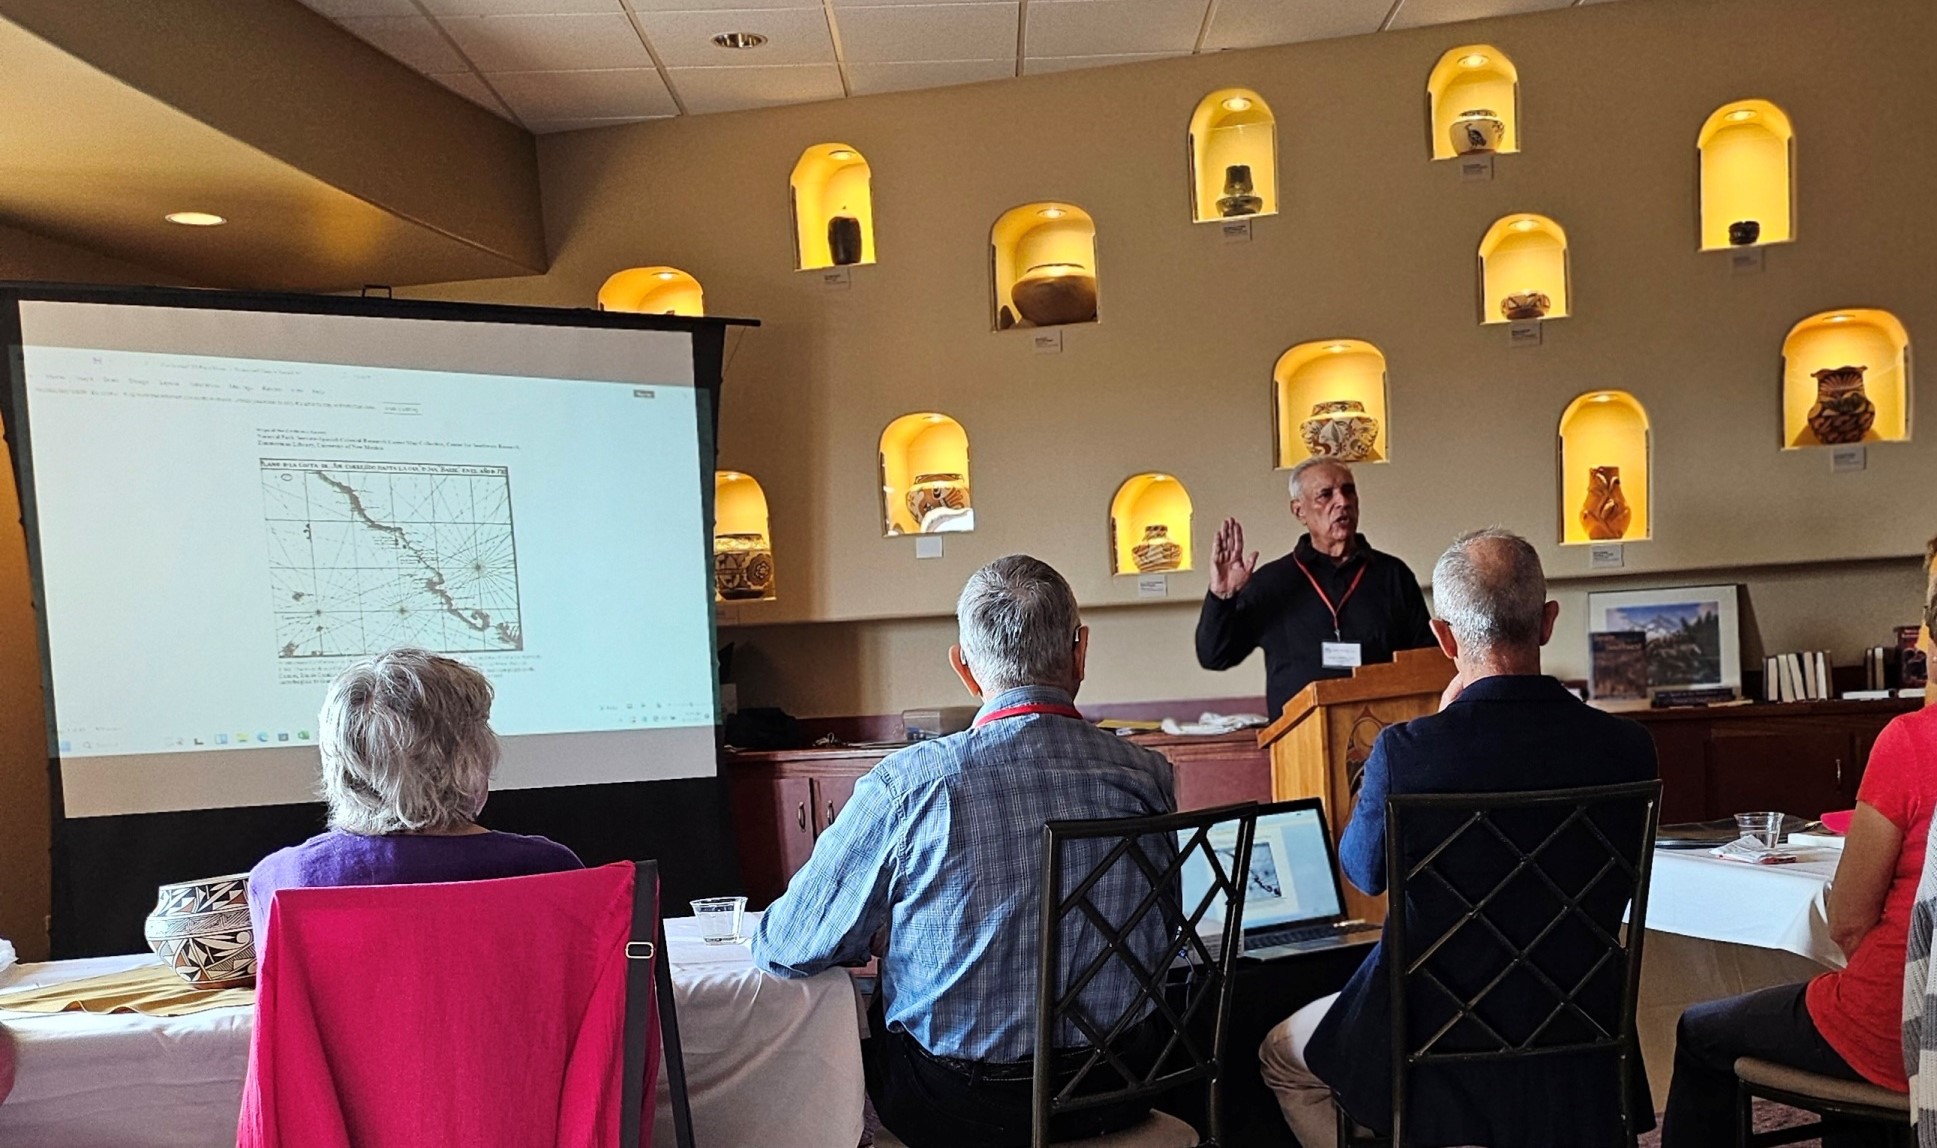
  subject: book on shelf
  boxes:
[1865,646,1891,691]
[1589,630,1648,703]
[1651,687,1745,709]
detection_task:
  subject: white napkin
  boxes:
[1159,711,1270,736]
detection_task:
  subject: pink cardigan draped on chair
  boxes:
[237,862,660,1148]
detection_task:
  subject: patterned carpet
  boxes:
[1637,1100,1823,1147]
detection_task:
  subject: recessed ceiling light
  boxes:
[711,31,767,49]
[1593,393,1615,403]
[1726,108,1757,122]
[1221,96,1252,112]
[925,414,944,423]
[1037,206,1067,219]
[829,149,855,161]
[654,270,679,280]
[1325,343,1349,354]
[1827,314,1853,323]
[1458,53,1489,68]
[165,211,225,227]
[1512,219,1539,232]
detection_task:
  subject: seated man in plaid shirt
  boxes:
[751,554,1178,1148]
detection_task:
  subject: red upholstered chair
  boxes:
[238,860,693,1148]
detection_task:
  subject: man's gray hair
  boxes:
[318,647,499,835]
[1431,528,1548,651]
[1288,457,1350,501]
[956,555,1082,693]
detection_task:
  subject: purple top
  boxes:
[247,829,583,943]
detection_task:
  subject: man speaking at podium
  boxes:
[1196,459,1436,719]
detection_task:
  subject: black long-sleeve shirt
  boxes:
[1195,533,1436,718]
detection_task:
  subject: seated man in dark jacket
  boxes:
[1259,528,1659,1148]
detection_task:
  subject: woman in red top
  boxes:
[1660,705,1937,1147]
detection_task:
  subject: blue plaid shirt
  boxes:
[750,684,1177,1062]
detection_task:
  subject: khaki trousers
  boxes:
[1257,992,1340,1148]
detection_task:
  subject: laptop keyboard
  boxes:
[1248,920,1367,950]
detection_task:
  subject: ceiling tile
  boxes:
[1025,0,1205,58]
[420,0,625,14]
[830,0,996,5]
[836,4,1018,64]
[847,58,1011,95]
[1201,0,1390,50]
[666,62,845,113]
[294,0,423,17]
[1023,50,1182,74]
[337,16,472,72]
[528,114,674,133]
[436,13,654,71]
[636,8,836,67]
[1385,0,1574,28]
[489,66,680,119]
[427,70,514,113]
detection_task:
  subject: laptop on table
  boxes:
[1178,798,1380,962]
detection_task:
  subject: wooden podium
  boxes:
[1256,647,1455,924]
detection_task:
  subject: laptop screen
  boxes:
[1179,802,1345,933]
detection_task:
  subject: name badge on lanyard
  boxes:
[1295,553,1369,672]
[1322,641,1363,668]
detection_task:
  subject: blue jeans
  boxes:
[1660,981,1889,1148]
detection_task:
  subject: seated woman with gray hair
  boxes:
[247,648,581,943]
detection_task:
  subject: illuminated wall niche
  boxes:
[990,203,1098,331]
[1188,89,1278,222]
[1699,100,1795,250]
[880,413,972,536]
[1427,45,1520,160]
[1109,474,1193,576]
[1558,391,1651,545]
[1478,214,1569,325]
[597,267,703,316]
[1781,309,1912,448]
[790,143,875,271]
[1273,340,1390,468]
[714,471,775,602]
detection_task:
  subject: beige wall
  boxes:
[405,0,1937,717]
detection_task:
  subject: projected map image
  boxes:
[261,458,523,658]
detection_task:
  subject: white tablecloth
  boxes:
[1634,848,1843,1103]
[0,912,866,1148]
[1644,847,1843,967]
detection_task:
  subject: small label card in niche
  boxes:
[915,535,944,560]
[1589,543,1625,570]
[1031,329,1064,355]
[1460,154,1495,182]
[1220,218,1253,243]
[1137,575,1169,599]
[1831,444,1867,473]
[1729,246,1766,275]
[1507,319,1543,348]
[819,267,852,289]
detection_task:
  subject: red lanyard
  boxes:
[1293,555,1367,641]
[974,702,1085,727]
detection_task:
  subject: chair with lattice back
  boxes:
[1032,801,1258,1148]
[1337,780,1661,1148]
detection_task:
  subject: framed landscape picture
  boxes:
[1587,585,1742,698]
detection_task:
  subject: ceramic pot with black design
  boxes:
[1299,400,1380,463]
[1501,291,1551,321]
[1010,264,1097,327]
[714,533,775,601]
[1451,109,1505,156]
[905,473,970,532]
[1806,365,1876,445]
[144,874,256,988]
[1131,524,1183,573]
[1728,220,1761,247]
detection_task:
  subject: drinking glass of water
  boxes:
[691,896,748,944]
[1734,811,1784,849]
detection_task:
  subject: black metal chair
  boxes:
[1033,802,1258,1148]
[623,858,697,1148]
[1732,1057,1911,1147]
[1338,780,1662,1147]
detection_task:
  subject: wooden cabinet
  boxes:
[1630,700,1916,823]
[723,730,1270,907]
